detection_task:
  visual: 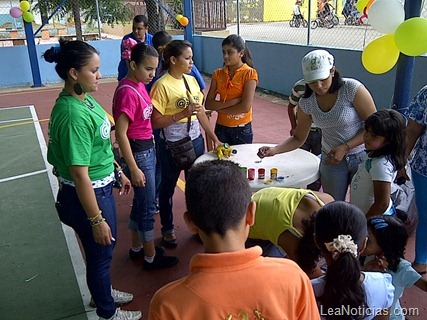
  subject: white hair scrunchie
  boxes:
[324,235,358,260]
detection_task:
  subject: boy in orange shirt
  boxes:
[148,160,320,319]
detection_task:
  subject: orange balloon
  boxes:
[180,16,189,27]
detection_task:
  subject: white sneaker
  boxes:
[99,308,142,320]
[90,287,134,308]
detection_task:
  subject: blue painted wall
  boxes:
[0,40,122,87]
[1,36,426,109]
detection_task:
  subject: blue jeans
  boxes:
[245,238,286,258]
[56,182,117,319]
[126,147,156,242]
[320,150,366,201]
[301,129,322,156]
[214,123,253,145]
[153,129,161,201]
[301,129,322,191]
[158,134,205,235]
[412,170,427,264]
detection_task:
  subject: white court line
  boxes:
[28,105,96,320]
[0,117,33,124]
[0,105,34,110]
[0,169,48,183]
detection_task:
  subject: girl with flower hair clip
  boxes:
[311,201,394,319]
[363,215,427,320]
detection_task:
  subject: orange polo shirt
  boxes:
[212,63,258,127]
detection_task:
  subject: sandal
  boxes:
[162,232,178,248]
[412,263,427,275]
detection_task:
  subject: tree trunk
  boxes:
[71,0,83,40]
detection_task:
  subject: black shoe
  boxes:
[129,246,165,260]
[143,255,179,270]
[162,233,178,248]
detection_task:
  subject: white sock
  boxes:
[144,255,155,263]
[131,246,142,252]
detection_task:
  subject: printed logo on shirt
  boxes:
[143,104,153,120]
[175,97,189,109]
[227,113,245,120]
[100,115,111,140]
[225,309,265,320]
[175,96,200,109]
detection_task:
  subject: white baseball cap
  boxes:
[301,49,334,83]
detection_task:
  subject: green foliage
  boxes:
[34,0,133,25]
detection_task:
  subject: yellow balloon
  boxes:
[176,14,183,21]
[356,0,369,12]
[395,17,427,56]
[362,34,399,74]
[20,1,31,12]
[23,11,34,23]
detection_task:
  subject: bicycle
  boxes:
[344,11,362,26]
[310,12,334,29]
[289,14,308,28]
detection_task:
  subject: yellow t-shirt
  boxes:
[249,188,322,245]
[212,63,258,127]
[150,72,202,120]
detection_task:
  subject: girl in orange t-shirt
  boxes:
[205,34,258,145]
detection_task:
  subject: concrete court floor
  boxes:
[0,78,426,319]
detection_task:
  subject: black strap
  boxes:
[162,75,193,140]
[182,76,192,132]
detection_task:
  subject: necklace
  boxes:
[83,97,94,109]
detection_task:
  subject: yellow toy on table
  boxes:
[214,143,236,159]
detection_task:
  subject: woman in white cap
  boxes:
[258,49,376,201]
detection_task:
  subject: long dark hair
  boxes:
[367,215,407,272]
[42,39,98,80]
[315,201,367,319]
[162,40,192,70]
[364,109,407,171]
[222,34,254,68]
[296,214,321,275]
[303,69,344,98]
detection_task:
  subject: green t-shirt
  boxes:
[47,90,114,181]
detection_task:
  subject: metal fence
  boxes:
[225,0,427,51]
[0,0,426,51]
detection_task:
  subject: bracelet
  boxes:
[91,217,106,227]
[172,114,177,123]
[117,170,122,178]
[344,142,351,151]
[87,210,102,222]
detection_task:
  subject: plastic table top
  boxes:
[195,143,320,192]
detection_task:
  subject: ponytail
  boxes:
[314,202,368,319]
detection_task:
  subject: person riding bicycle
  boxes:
[293,0,304,21]
[322,0,333,19]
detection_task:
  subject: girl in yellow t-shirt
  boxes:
[205,34,258,145]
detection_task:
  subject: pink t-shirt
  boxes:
[113,78,153,140]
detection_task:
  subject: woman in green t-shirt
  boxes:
[43,39,141,320]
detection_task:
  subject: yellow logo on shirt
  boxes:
[225,310,265,319]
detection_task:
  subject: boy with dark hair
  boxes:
[117,15,153,81]
[148,160,320,319]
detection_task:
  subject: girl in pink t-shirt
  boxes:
[113,41,178,270]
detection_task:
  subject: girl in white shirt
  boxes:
[311,201,394,320]
[350,109,406,217]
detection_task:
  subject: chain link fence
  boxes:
[0,0,426,51]
[224,0,427,50]
[0,0,186,46]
